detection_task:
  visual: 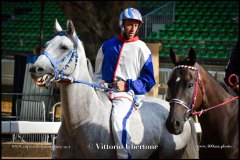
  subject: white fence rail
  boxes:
[1,121,61,134]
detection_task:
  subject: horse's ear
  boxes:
[188,48,196,65]
[67,20,77,37]
[170,48,179,65]
[54,19,62,32]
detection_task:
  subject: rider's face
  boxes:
[124,19,139,40]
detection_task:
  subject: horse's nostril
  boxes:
[29,66,44,73]
[37,67,44,72]
[175,120,180,127]
[29,67,35,73]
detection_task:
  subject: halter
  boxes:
[42,31,79,81]
[169,65,206,115]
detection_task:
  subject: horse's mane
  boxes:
[86,58,94,79]
[219,80,238,96]
[197,63,237,96]
[86,58,111,102]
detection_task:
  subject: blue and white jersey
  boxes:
[94,35,156,95]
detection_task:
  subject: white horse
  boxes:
[29,19,198,159]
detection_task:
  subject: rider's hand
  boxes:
[113,80,126,92]
[100,82,109,88]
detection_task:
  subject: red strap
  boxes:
[228,74,239,88]
[192,96,239,117]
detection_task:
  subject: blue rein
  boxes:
[58,75,118,92]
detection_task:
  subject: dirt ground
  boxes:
[1,142,52,159]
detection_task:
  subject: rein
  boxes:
[169,65,239,117]
[192,96,239,116]
[57,75,118,92]
[59,75,140,107]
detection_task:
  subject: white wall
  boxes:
[1,59,14,86]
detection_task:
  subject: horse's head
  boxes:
[29,19,79,87]
[166,48,204,135]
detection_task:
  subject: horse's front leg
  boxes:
[52,121,83,159]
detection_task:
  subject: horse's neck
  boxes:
[59,46,112,132]
[199,65,238,126]
[199,66,233,106]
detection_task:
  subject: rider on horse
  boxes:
[94,8,155,159]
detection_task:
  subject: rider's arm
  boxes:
[126,54,156,95]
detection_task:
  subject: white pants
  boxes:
[107,90,135,159]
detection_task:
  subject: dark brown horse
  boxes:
[165,48,239,159]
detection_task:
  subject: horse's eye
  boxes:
[188,83,194,88]
[61,45,68,50]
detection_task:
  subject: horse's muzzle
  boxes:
[29,65,54,87]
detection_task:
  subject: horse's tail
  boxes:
[185,117,199,159]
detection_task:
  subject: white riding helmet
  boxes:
[119,8,143,30]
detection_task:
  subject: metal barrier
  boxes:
[1,93,57,142]
[1,93,54,118]
[49,102,62,148]
[1,57,59,143]
[139,1,175,39]
[22,62,55,116]
[14,99,47,142]
[16,100,46,122]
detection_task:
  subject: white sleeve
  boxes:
[94,47,105,84]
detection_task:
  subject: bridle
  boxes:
[40,31,118,92]
[42,31,79,81]
[169,65,206,117]
[169,65,239,117]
